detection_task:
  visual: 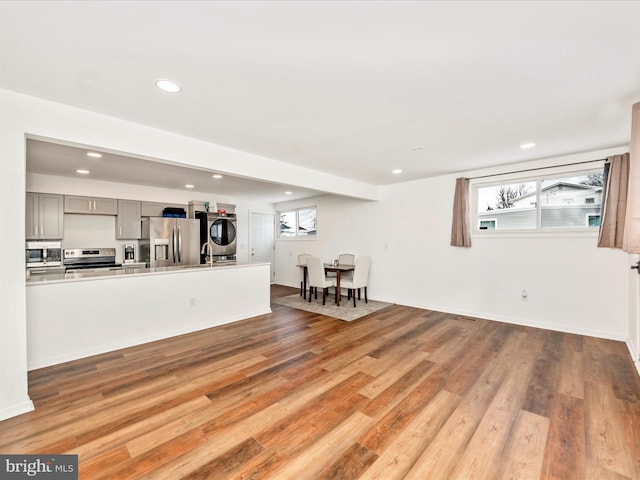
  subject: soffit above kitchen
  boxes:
[26,139,324,203]
[2,1,640,186]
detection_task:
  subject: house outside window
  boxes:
[473,168,604,233]
[278,206,317,238]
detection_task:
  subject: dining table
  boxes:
[297,263,355,307]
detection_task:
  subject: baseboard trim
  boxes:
[0,398,34,422]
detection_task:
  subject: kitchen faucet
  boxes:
[201,242,214,266]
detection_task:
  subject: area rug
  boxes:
[272,294,393,322]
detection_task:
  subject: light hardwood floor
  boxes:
[1,284,639,479]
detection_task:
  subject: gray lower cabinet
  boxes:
[64,195,118,215]
[116,199,141,239]
[141,201,188,217]
[26,192,64,239]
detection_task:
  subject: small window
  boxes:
[585,197,595,204]
[278,206,317,238]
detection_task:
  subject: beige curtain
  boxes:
[598,153,630,248]
[623,102,640,253]
[451,177,471,247]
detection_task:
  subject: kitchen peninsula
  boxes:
[26,262,271,370]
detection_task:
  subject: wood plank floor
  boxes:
[1,284,639,479]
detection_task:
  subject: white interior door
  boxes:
[250,211,275,282]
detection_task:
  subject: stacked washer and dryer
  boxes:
[195,207,237,264]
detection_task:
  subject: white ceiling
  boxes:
[3,1,640,201]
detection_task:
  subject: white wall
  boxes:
[275,151,631,341]
[0,94,32,421]
[27,264,271,369]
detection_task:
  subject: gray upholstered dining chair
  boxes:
[297,253,311,297]
[306,256,337,305]
[341,256,371,307]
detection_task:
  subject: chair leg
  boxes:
[352,289,356,307]
[308,286,313,303]
[357,288,361,300]
[300,281,303,297]
[364,286,368,303]
[322,287,327,305]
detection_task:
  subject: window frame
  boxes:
[277,205,318,240]
[470,164,605,237]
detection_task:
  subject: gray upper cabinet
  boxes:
[116,199,141,239]
[26,192,64,239]
[141,201,188,217]
[64,195,118,215]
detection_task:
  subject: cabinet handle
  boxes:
[40,225,43,236]
[119,226,122,236]
[88,200,92,210]
[93,200,96,211]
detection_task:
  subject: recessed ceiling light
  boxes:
[185,184,194,189]
[76,169,90,174]
[392,169,403,174]
[212,174,223,179]
[86,152,102,158]
[284,191,293,195]
[156,79,182,93]
[411,146,424,151]
[520,142,536,149]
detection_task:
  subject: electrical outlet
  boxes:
[521,290,528,301]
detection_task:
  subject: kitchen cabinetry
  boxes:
[116,199,141,239]
[64,195,118,215]
[26,192,64,239]
[141,201,188,217]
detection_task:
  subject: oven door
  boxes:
[65,264,122,273]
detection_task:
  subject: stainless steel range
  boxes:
[63,248,122,273]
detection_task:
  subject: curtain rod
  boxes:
[468,158,606,181]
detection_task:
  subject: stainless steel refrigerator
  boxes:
[140,217,200,267]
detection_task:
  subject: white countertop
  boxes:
[26,262,267,286]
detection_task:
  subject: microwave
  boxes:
[25,241,62,268]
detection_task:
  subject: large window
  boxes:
[278,206,317,238]
[473,168,604,233]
